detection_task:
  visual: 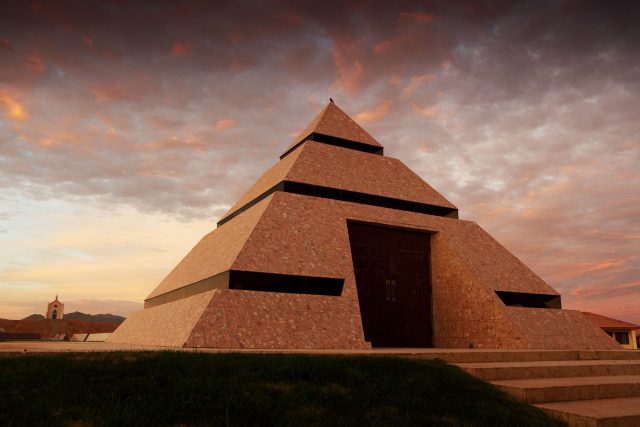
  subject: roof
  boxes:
[583,312,640,330]
[218,141,457,224]
[281,101,382,157]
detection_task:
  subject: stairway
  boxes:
[452,350,640,427]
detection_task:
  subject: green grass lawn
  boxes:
[0,352,564,426]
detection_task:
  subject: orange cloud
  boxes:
[403,73,436,94]
[411,102,442,119]
[0,92,29,121]
[215,119,237,130]
[586,258,627,272]
[91,84,132,101]
[171,41,193,56]
[332,39,364,92]
[355,100,392,123]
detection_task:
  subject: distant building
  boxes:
[45,295,64,320]
[583,312,639,350]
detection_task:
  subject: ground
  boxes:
[0,345,565,426]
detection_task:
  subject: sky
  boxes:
[0,1,638,324]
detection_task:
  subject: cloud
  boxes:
[0,91,29,121]
[91,84,128,101]
[0,0,638,322]
[171,41,193,56]
[331,39,364,92]
[403,73,436,95]
[398,12,435,24]
[354,100,391,123]
[215,119,237,130]
[411,102,441,119]
[374,11,435,55]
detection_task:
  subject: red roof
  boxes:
[583,312,640,330]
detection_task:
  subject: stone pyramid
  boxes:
[109,101,619,350]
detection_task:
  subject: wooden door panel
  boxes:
[348,222,432,347]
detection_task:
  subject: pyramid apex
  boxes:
[281,101,383,159]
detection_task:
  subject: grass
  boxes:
[0,352,564,426]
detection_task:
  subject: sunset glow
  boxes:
[0,1,638,324]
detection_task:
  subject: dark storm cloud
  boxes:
[1,0,639,321]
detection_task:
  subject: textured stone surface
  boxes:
[283,101,382,155]
[116,100,619,351]
[458,360,640,381]
[506,308,621,350]
[146,197,270,300]
[537,397,640,427]
[219,147,303,221]
[108,291,215,346]
[492,375,640,403]
[219,141,455,222]
[454,349,640,426]
[287,142,455,208]
[122,191,617,350]
[186,289,368,349]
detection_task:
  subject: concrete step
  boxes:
[457,360,640,381]
[399,350,640,364]
[536,397,640,427]
[491,375,640,403]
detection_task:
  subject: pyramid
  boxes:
[109,101,619,350]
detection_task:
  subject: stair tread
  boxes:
[492,375,640,389]
[458,360,640,369]
[536,397,640,419]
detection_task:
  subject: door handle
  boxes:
[385,279,390,301]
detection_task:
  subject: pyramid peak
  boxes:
[280,101,383,159]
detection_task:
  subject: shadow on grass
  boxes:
[0,352,564,426]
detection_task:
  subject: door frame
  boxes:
[346,219,436,347]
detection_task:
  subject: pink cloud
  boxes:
[171,41,193,56]
[411,102,442,119]
[332,39,364,92]
[91,84,128,101]
[215,119,237,130]
[355,100,392,123]
[403,73,436,95]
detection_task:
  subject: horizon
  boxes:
[1,1,638,325]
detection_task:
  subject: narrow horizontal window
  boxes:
[229,270,344,296]
[495,291,561,309]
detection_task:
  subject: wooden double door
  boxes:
[348,222,433,347]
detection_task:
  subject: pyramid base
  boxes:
[109,289,369,349]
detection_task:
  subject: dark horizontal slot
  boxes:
[217,182,284,226]
[283,181,458,218]
[0,333,41,340]
[496,291,562,309]
[218,179,458,227]
[229,270,344,296]
[280,132,383,159]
